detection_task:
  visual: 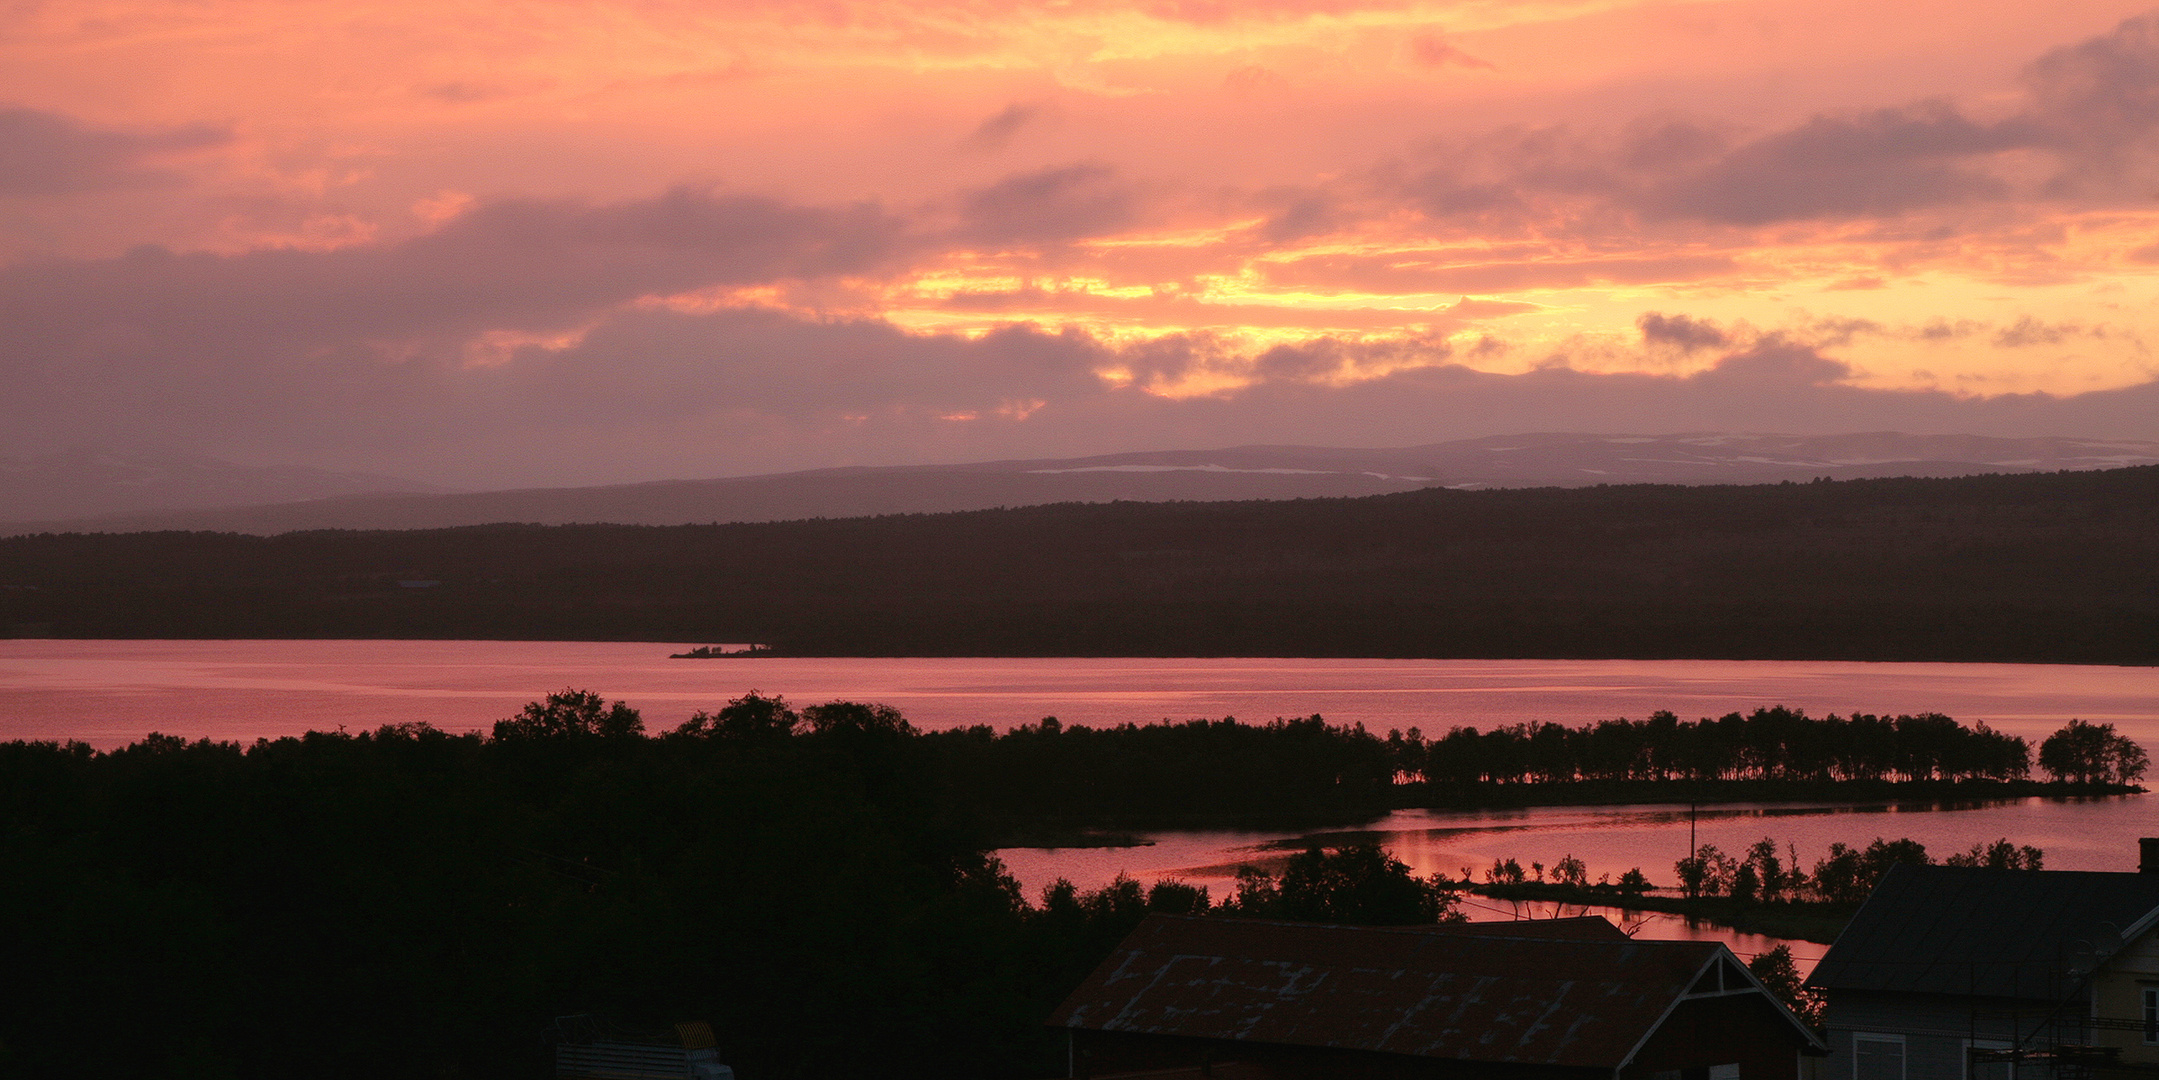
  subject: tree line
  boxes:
[1465,833,2043,908]
[657,696,2144,830]
[0,699,1452,1080]
[0,691,2140,1075]
[1669,835,2045,904]
[6,464,2159,663]
[1403,707,2143,785]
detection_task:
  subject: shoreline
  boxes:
[982,781,2144,842]
[1454,882,1856,944]
[1394,777,2143,810]
[9,635,2159,668]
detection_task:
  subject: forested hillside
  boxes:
[3,466,2157,662]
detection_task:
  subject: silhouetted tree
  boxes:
[491,687,643,740]
[673,691,801,741]
[804,700,918,738]
[1944,837,2044,870]
[1145,879,1212,915]
[1747,945,1822,1027]
[1417,707,2037,787]
[1675,844,1736,899]
[2038,720,2150,784]
[1224,846,1462,925]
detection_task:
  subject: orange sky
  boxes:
[5,0,2159,484]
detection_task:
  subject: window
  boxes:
[1708,1064,1739,1080]
[1965,1038,2012,1080]
[2145,987,2159,1045]
[1855,1034,1905,1080]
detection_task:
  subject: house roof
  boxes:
[1806,865,2159,999]
[1050,915,1818,1068]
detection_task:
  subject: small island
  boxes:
[669,644,776,658]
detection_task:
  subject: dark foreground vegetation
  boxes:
[991,703,2135,830]
[1464,834,2048,944]
[6,466,2159,662]
[624,697,2139,832]
[0,694,1480,1080]
[2,691,2136,1076]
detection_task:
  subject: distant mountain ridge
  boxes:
[0,449,449,522]
[7,432,2158,535]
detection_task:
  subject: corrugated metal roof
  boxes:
[1806,865,2159,999]
[1049,916,1749,1068]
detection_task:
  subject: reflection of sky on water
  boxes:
[998,797,2155,898]
[8,641,2154,974]
[1453,898,1814,961]
[5,641,2159,748]
[994,794,2155,975]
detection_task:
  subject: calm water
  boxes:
[992,794,2158,971]
[4,640,2156,747]
[6,640,2155,968]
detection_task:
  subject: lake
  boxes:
[5,640,2156,748]
[6,639,2155,969]
[992,794,2157,972]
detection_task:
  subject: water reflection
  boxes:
[9,641,2155,972]
[997,796,2150,893]
[993,793,2154,974]
[1450,898,1825,973]
[6,640,2159,748]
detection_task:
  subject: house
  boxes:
[1804,852,2159,1080]
[1049,914,1825,1079]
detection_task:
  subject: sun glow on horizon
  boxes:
[7,0,2159,482]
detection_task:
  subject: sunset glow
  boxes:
[7,0,2159,485]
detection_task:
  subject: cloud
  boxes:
[1243,334,1450,383]
[1648,104,2035,224]
[1992,316,2097,348]
[2,186,909,348]
[1259,253,1738,293]
[962,103,1042,151]
[1410,33,1495,71]
[1617,118,1730,171]
[1690,339,1853,387]
[956,164,1139,246]
[484,308,1109,427]
[2025,11,2159,168]
[8,216,2159,488]
[418,82,510,104]
[1637,312,1727,351]
[0,108,229,197]
[1317,13,2159,240]
[1255,194,1337,243]
[1626,12,2159,222]
[18,5,2159,490]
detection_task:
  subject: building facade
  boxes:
[1806,861,2159,1080]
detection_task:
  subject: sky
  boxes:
[7,0,2159,487]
